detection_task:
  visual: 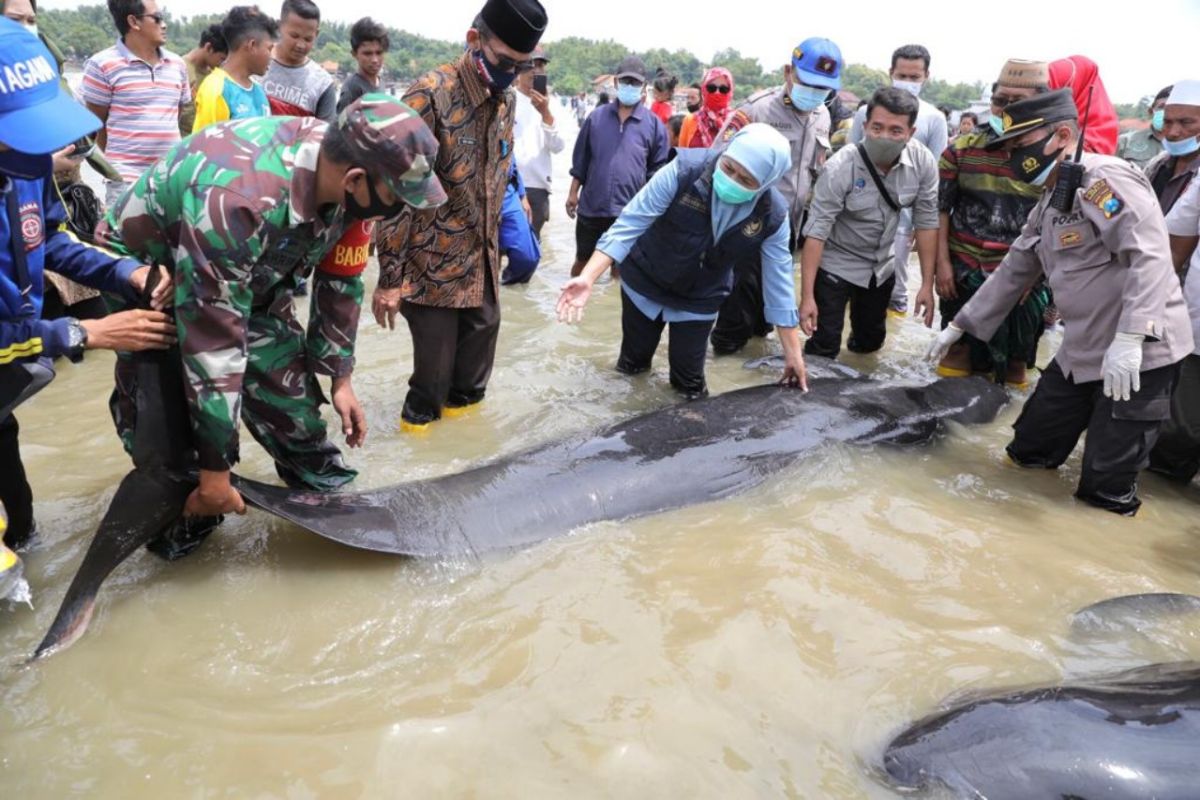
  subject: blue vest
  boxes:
[621,149,786,315]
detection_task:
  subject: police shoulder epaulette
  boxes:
[1082,178,1124,219]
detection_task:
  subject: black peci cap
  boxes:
[479,0,547,55]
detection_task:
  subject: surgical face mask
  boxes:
[616,83,643,107]
[344,176,405,221]
[862,134,906,166]
[0,149,53,180]
[892,79,923,98]
[1163,135,1200,157]
[712,167,757,205]
[21,22,37,36]
[1007,133,1061,184]
[789,83,827,112]
[1151,109,1165,133]
[472,49,517,93]
[989,115,1004,136]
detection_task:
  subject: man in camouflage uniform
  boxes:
[97,94,444,556]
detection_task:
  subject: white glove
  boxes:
[926,323,965,363]
[1101,332,1145,402]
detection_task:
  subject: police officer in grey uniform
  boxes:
[928,90,1194,516]
[709,36,841,355]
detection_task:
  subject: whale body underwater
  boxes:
[884,652,1200,800]
[33,354,1006,658]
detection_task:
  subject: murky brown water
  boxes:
[3,127,1200,798]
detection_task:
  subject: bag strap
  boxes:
[855,143,900,213]
[4,185,35,315]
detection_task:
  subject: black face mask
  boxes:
[345,176,405,220]
[1008,133,1061,185]
[472,49,517,94]
[686,101,701,113]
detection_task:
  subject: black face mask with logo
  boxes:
[344,175,405,221]
[1008,132,1061,185]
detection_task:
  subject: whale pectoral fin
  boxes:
[234,476,414,556]
[31,469,192,661]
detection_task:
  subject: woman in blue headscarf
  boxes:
[557,123,807,399]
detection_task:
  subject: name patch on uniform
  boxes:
[1083,179,1124,218]
[18,201,43,252]
[680,194,708,213]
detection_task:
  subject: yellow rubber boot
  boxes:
[442,401,481,420]
[399,419,432,434]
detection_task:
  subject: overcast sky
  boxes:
[42,0,1200,104]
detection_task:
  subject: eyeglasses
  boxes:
[990,94,1024,109]
[482,39,528,73]
[705,84,731,94]
[139,12,165,24]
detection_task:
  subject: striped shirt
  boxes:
[79,40,189,183]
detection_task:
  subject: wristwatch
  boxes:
[65,317,87,363]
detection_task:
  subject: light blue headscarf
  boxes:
[710,122,792,239]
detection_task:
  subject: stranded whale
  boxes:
[33,356,1006,658]
[883,594,1200,799]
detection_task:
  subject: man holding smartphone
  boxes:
[513,46,563,239]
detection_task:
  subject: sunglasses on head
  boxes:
[705,83,731,94]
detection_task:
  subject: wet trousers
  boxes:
[616,288,714,398]
[400,271,501,424]
[1006,359,1179,516]
[0,414,33,548]
[1148,353,1200,483]
[804,269,895,359]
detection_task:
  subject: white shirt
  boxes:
[1165,177,1200,355]
[513,91,565,192]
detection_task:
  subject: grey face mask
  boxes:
[862,135,906,166]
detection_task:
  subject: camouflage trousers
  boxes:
[111,293,357,492]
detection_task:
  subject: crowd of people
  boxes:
[2,0,1200,595]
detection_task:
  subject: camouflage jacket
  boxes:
[95,116,358,471]
[376,53,514,308]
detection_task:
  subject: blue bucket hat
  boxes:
[0,18,101,154]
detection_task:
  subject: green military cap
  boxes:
[337,93,447,210]
[986,88,1079,149]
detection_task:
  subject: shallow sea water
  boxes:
[2,122,1199,798]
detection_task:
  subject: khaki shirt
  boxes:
[956,154,1194,383]
[802,139,939,288]
[718,88,831,237]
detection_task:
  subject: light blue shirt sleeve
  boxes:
[595,160,681,263]
[849,105,866,145]
[760,221,800,328]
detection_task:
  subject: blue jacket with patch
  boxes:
[1,174,140,364]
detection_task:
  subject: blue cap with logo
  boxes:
[791,37,843,91]
[0,18,101,154]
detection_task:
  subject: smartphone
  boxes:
[68,135,96,161]
[533,74,548,96]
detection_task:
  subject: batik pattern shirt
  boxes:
[95,116,359,471]
[376,53,514,308]
[939,129,1042,273]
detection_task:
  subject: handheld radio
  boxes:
[1049,87,1093,212]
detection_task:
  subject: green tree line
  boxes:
[38,5,985,109]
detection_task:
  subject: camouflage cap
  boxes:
[336,93,446,210]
